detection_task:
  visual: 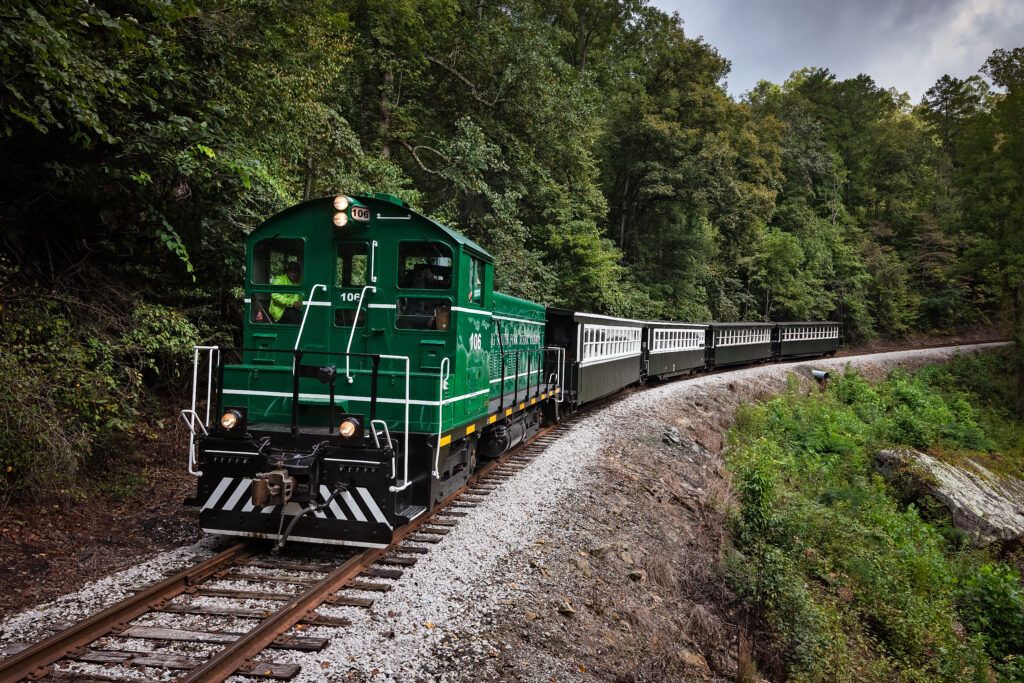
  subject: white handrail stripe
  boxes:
[345,285,377,383]
[433,357,450,479]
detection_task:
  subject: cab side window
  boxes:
[396,298,451,330]
[251,238,303,284]
[334,308,366,327]
[250,238,304,325]
[468,258,484,305]
[398,242,452,289]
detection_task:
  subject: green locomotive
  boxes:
[183,193,840,548]
[185,194,560,548]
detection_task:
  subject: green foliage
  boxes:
[0,289,200,503]
[960,564,1024,664]
[725,355,1024,680]
[2,1,1019,330]
[1,0,1021,503]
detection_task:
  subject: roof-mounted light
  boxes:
[333,195,350,211]
[333,212,349,228]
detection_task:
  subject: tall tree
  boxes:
[957,48,1024,414]
[920,75,989,157]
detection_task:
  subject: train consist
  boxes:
[182,194,840,549]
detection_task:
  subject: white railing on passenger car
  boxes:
[544,345,566,403]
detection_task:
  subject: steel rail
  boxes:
[0,543,248,683]
[180,425,557,682]
[3,340,1004,681]
[1,413,568,682]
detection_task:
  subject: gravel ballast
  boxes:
[0,343,1004,682]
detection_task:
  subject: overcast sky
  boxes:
[654,0,1024,101]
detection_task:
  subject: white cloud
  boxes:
[658,0,1024,99]
[866,0,1024,98]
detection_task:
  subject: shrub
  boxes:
[724,357,1022,681]
[959,563,1024,663]
[0,290,199,504]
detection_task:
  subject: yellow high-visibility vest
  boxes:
[268,274,301,321]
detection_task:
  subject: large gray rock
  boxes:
[875,449,1024,546]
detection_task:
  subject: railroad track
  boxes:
[0,425,570,683]
[6,339,1001,682]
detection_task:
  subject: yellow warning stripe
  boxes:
[436,389,559,450]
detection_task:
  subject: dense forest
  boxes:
[1,0,1022,498]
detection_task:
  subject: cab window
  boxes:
[398,242,452,289]
[396,298,451,330]
[251,238,303,285]
[334,308,366,327]
[468,257,484,305]
[250,292,301,325]
[336,242,369,288]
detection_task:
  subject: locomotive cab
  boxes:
[189,193,503,548]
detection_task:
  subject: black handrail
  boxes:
[214,347,398,440]
[496,320,506,414]
[525,351,531,404]
[513,351,520,407]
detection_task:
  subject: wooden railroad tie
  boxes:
[397,544,431,553]
[158,602,349,627]
[326,594,375,608]
[345,580,392,592]
[221,571,319,586]
[238,558,334,574]
[407,534,444,544]
[66,649,300,680]
[118,626,328,652]
[361,566,403,580]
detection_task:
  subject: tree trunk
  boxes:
[617,176,630,250]
[302,155,314,201]
[380,69,393,159]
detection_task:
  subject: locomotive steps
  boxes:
[0,343,1005,682]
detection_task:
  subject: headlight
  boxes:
[333,195,350,211]
[333,211,349,228]
[220,409,242,430]
[339,418,358,438]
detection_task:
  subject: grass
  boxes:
[724,350,1024,682]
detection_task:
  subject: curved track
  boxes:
[0,425,568,683]
[2,340,1007,682]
